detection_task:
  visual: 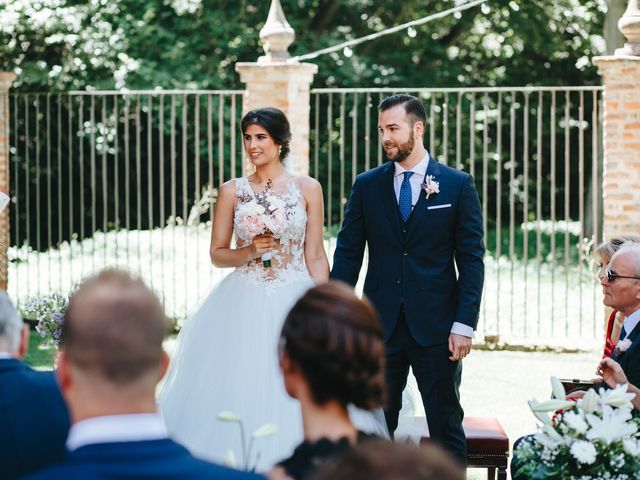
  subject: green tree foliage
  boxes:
[1,0,606,91]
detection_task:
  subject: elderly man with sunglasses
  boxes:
[567,242,640,401]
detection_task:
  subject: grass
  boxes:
[25,329,56,370]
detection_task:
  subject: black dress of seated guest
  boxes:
[277,431,377,480]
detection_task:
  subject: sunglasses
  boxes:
[606,267,640,283]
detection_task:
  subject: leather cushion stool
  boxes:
[410,416,510,480]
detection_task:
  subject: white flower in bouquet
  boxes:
[600,383,636,409]
[570,440,597,465]
[513,377,640,479]
[586,404,637,445]
[562,411,588,435]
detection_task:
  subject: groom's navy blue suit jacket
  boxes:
[331,157,485,346]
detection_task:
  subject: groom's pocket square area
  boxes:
[427,204,452,210]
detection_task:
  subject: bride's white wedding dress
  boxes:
[158,176,387,471]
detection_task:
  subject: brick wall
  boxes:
[594,57,640,240]
[0,73,16,290]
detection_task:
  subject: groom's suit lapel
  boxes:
[406,156,441,239]
[613,321,640,363]
[379,162,403,236]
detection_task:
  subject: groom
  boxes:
[331,94,484,464]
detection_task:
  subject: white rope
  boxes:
[289,0,488,63]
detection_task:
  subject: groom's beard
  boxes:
[384,131,415,163]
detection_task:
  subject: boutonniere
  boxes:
[421,175,440,199]
[614,338,632,356]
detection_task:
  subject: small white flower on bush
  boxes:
[570,440,597,465]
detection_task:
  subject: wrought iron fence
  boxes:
[8,90,244,321]
[310,86,604,346]
[8,86,606,345]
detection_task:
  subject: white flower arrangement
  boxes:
[513,376,640,479]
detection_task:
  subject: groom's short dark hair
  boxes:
[379,94,427,127]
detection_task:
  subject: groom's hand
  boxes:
[448,333,472,361]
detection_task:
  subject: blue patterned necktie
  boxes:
[399,171,414,222]
[620,324,628,341]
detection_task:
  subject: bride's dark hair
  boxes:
[241,107,291,161]
[280,281,385,410]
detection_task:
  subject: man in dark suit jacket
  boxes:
[331,94,485,464]
[24,270,262,480]
[0,291,70,479]
[600,243,640,387]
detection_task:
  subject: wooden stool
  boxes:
[412,416,510,480]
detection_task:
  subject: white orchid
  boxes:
[586,404,637,445]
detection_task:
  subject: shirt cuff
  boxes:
[451,322,475,339]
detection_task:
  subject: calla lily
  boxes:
[550,376,566,400]
[217,410,241,422]
[251,423,278,438]
[579,389,598,414]
[530,399,575,412]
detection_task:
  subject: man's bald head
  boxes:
[63,269,167,384]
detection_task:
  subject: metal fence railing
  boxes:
[310,86,604,346]
[9,90,244,322]
[8,86,606,345]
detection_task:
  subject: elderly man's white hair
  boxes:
[611,242,640,278]
[0,291,22,352]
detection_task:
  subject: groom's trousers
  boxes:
[384,311,467,466]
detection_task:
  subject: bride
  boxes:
[158,107,386,471]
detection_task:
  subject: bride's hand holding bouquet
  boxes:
[249,233,275,267]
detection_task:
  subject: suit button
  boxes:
[397,279,402,284]
[402,228,406,233]
[403,251,408,256]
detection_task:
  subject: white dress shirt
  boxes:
[0,352,14,359]
[393,151,474,339]
[620,308,640,341]
[66,413,168,451]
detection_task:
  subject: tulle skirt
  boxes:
[158,270,390,471]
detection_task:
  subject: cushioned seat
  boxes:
[412,416,510,480]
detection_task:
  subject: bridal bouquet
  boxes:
[235,179,289,268]
[513,376,640,480]
[23,293,68,347]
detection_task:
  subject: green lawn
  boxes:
[25,330,56,370]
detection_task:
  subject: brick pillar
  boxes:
[0,72,15,290]
[235,0,317,176]
[235,63,317,176]
[593,57,640,240]
[594,1,640,239]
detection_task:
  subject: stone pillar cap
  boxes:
[0,72,16,92]
[259,0,295,64]
[616,0,640,56]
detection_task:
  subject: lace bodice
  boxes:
[233,176,310,284]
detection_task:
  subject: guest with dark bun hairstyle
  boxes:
[268,281,386,480]
[311,440,464,480]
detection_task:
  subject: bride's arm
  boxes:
[301,177,330,283]
[210,181,273,268]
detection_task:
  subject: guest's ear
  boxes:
[56,351,72,393]
[17,324,29,359]
[158,351,170,381]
